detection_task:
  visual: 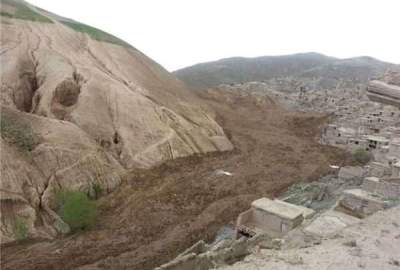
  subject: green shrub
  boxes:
[57,191,97,231]
[352,148,371,165]
[0,112,37,152]
[13,218,28,240]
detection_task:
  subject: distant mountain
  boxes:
[174,53,396,90]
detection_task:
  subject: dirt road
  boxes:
[1,90,349,269]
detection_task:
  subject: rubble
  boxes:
[338,166,366,183]
[337,189,388,218]
[362,177,400,199]
[154,234,271,270]
[217,205,400,270]
[304,210,360,237]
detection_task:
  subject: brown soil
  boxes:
[1,90,350,270]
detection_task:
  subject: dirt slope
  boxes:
[1,89,349,270]
[0,1,232,242]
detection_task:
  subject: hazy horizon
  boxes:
[28,0,400,71]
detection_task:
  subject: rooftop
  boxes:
[251,198,303,220]
[343,189,385,203]
[365,135,389,142]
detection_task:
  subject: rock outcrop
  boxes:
[0,0,232,242]
[367,70,400,108]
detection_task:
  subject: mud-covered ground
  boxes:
[1,90,350,270]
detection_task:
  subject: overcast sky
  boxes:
[29,0,400,71]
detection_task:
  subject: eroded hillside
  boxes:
[0,0,232,243]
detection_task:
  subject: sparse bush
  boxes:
[0,112,37,152]
[13,218,28,240]
[352,148,371,165]
[57,191,97,231]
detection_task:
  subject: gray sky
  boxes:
[29,0,400,71]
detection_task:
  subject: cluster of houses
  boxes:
[291,84,400,179]
[321,106,400,179]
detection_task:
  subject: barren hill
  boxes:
[174,53,395,90]
[0,0,232,243]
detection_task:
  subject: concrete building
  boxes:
[365,135,389,150]
[236,198,310,238]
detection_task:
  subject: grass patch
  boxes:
[13,218,28,240]
[352,148,372,165]
[1,0,52,23]
[57,191,97,231]
[0,11,14,18]
[0,111,38,152]
[60,20,132,48]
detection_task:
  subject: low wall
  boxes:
[362,178,400,199]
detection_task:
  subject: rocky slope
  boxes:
[174,52,396,91]
[0,0,232,243]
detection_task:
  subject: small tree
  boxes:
[57,191,97,231]
[352,148,371,165]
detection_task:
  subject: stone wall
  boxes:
[362,177,400,199]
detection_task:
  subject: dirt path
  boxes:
[1,90,350,270]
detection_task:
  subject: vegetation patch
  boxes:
[352,148,372,165]
[57,191,97,231]
[13,218,28,240]
[91,183,103,200]
[60,20,133,48]
[0,0,52,23]
[0,111,38,152]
